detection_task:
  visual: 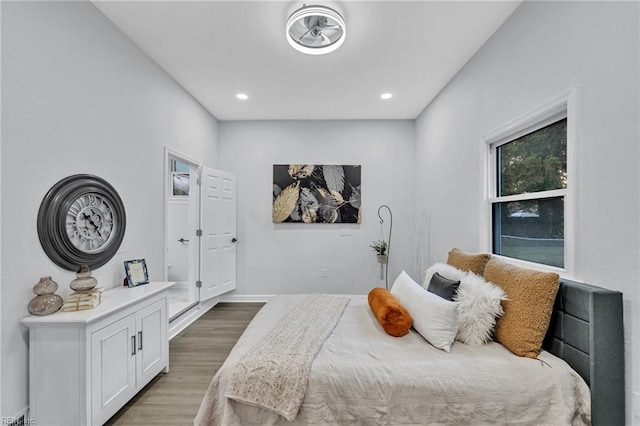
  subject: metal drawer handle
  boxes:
[138,331,143,350]
[131,336,136,355]
[178,238,189,243]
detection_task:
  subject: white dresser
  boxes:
[22,282,175,426]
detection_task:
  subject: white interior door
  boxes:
[200,167,237,301]
[165,150,201,320]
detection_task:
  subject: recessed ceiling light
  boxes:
[236,93,249,100]
[380,93,393,100]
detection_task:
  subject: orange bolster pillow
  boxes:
[367,287,412,337]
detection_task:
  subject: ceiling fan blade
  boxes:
[321,29,342,36]
[298,28,313,41]
[320,33,331,45]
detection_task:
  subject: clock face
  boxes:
[66,193,116,254]
[37,174,126,271]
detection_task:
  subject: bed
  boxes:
[194,279,624,425]
[543,278,625,425]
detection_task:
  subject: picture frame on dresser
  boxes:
[124,259,149,287]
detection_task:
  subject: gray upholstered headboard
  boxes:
[543,278,625,425]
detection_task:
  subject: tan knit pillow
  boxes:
[484,258,559,358]
[446,248,491,276]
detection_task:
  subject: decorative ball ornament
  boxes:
[70,264,98,292]
[27,276,63,315]
[37,174,126,271]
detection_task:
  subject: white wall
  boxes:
[1,2,219,417]
[0,0,3,415]
[414,1,639,421]
[219,120,415,296]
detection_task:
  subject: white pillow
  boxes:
[390,271,459,352]
[424,263,506,345]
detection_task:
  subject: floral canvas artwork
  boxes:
[272,164,361,223]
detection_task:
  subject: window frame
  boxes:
[168,159,192,199]
[479,89,577,276]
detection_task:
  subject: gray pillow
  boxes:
[428,272,460,301]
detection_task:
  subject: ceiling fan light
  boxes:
[286,5,346,55]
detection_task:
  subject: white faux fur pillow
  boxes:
[424,263,506,345]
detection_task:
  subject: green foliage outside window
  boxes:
[499,119,567,197]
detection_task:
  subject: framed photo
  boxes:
[172,172,189,196]
[124,259,149,287]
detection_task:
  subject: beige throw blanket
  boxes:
[224,294,349,421]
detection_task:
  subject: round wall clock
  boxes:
[37,174,126,271]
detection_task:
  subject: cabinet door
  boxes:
[136,299,168,386]
[91,313,137,424]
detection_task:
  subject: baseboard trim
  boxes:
[219,294,275,303]
[168,297,219,340]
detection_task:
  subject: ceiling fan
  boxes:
[286,5,346,55]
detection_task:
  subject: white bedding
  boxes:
[195,295,591,426]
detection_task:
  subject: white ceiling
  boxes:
[93,1,521,121]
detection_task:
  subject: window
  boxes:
[170,159,190,197]
[493,119,566,267]
[482,90,575,272]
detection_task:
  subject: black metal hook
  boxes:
[377,205,393,289]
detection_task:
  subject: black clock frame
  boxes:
[37,174,126,271]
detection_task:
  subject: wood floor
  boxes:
[105,302,264,426]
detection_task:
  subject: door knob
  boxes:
[231,238,238,243]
